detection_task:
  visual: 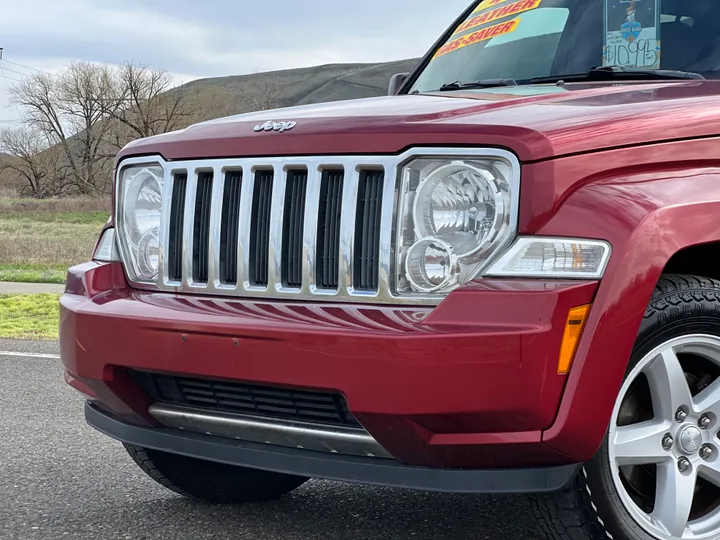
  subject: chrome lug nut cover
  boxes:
[662,435,674,450]
[701,445,714,460]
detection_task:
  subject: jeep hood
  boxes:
[118,81,720,164]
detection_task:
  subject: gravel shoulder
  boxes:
[0,282,65,294]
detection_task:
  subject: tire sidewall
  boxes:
[584,283,720,540]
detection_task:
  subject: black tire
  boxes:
[124,444,309,504]
[531,274,720,540]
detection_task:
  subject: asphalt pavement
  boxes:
[0,340,543,540]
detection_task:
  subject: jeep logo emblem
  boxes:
[253,121,297,133]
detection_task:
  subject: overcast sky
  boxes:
[0,0,472,123]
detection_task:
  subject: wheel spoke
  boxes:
[693,377,720,416]
[652,461,696,538]
[613,420,672,466]
[645,348,693,419]
[698,460,720,488]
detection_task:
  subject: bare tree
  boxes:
[104,62,197,143]
[7,60,199,197]
[11,61,118,194]
[237,76,287,111]
[0,126,65,198]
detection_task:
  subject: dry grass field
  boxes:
[0,197,110,283]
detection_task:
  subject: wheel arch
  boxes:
[536,168,720,461]
[663,242,720,282]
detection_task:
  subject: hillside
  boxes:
[182,58,420,121]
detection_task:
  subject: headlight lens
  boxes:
[395,157,515,295]
[118,164,164,282]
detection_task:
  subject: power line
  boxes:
[0,63,24,120]
[0,69,22,83]
[0,65,31,78]
[0,48,47,76]
[0,58,48,74]
[0,68,21,84]
[0,65,16,86]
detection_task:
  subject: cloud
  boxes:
[0,0,471,121]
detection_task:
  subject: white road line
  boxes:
[0,351,61,359]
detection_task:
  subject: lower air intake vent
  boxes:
[130,372,360,428]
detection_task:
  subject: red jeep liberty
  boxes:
[59,1,720,539]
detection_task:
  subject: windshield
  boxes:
[408,0,720,93]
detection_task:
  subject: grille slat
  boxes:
[282,171,307,288]
[168,174,187,282]
[354,171,384,291]
[316,170,344,290]
[192,172,213,283]
[131,372,360,428]
[250,171,273,287]
[219,171,242,285]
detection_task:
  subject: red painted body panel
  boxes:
[60,262,597,468]
[62,77,720,473]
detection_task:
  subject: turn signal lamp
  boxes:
[558,305,591,375]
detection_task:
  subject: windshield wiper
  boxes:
[437,78,518,91]
[531,65,705,84]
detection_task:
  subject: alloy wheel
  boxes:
[609,335,720,539]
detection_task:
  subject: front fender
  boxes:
[534,160,720,461]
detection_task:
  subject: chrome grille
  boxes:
[154,155,396,303]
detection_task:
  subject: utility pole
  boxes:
[0,48,4,60]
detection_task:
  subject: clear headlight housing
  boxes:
[395,157,517,296]
[117,164,164,283]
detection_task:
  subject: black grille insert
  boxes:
[131,372,360,428]
[354,171,384,291]
[282,170,308,288]
[219,171,243,285]
[249,171,274,287]
[192,172,213,283]
[168,173,187,282]
[316,170,344,289]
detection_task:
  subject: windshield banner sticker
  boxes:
[435,19,520,59]
[472,0,511,12]
[455,0,541,35]
[603,0,661,68]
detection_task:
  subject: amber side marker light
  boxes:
[558,304,592,375]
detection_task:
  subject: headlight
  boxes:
[117,164,164,282]
[395,156,516,295]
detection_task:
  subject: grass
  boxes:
[0,197,109,284]
[0,196,110,213]
[0,294,61,340]
[0,264,67,284]
[0,210,110,225]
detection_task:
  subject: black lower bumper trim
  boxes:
[86,403,580,494]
